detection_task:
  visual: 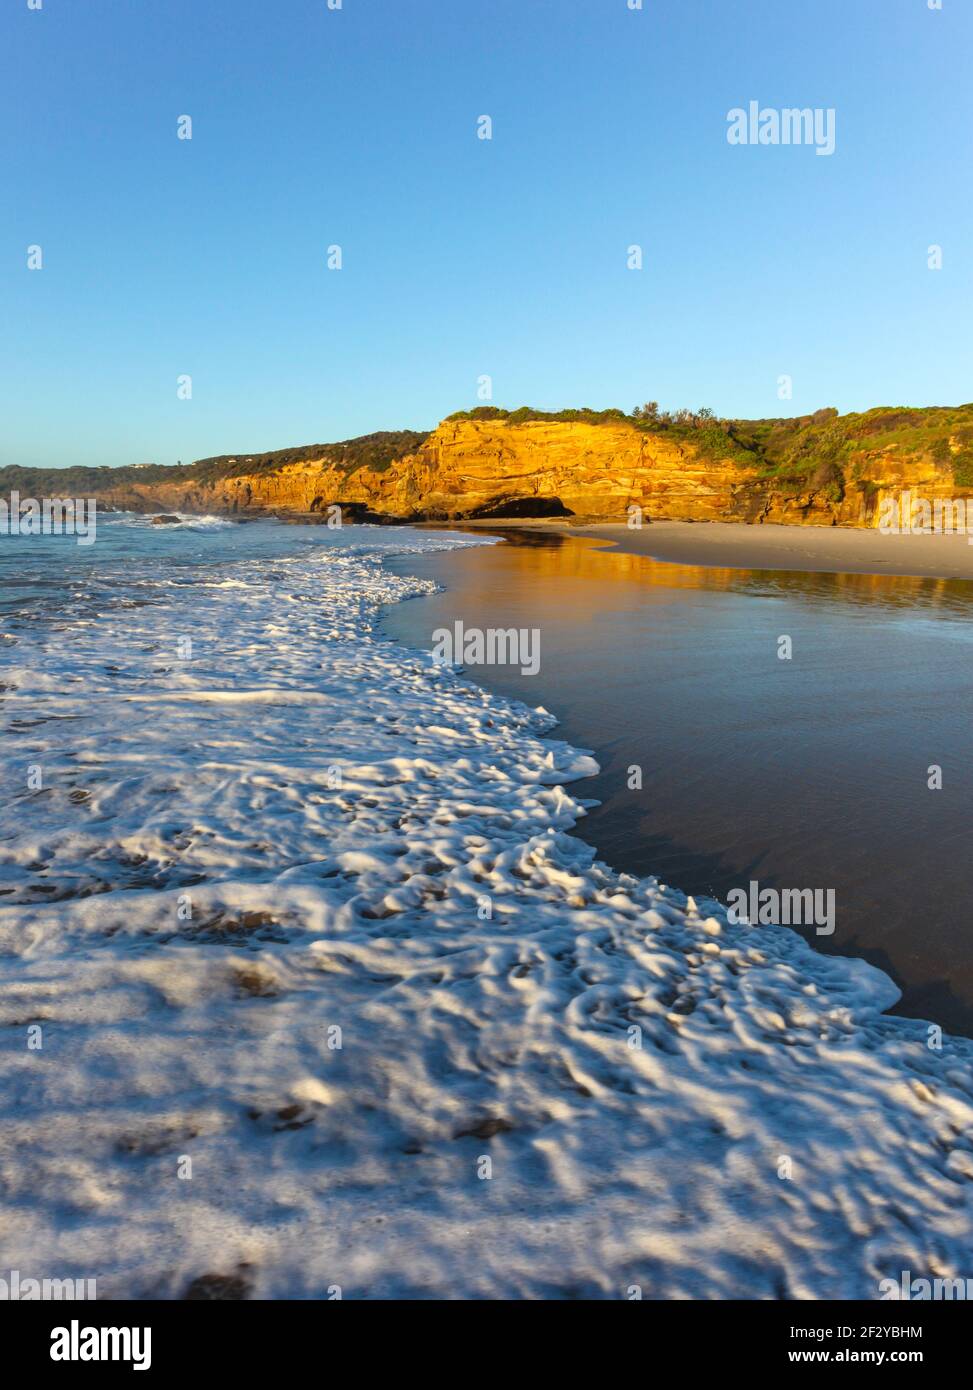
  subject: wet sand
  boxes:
[445,518,973,580]
[383,527,973,1037]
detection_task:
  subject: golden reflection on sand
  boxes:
[467,528,973,616]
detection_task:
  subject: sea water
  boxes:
[1,515,971,1299]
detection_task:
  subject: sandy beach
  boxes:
[384,524,973,1035]
[444,518,973,581]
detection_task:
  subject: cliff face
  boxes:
[62,414,973,528]
[370,419,745,521]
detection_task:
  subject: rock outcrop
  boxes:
[22,409,973,529]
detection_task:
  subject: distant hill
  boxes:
[0,430,431,497]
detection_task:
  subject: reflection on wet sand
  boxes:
[383,528,973,1037]
[471,525,973,616]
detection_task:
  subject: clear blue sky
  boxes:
[1,0,970,469]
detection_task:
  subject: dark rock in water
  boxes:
[183,1267,253,1301]
[453,1116,514,1140]
[149,514,183,525]
[275,503,408,526]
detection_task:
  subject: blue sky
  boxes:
[1,0,970,468]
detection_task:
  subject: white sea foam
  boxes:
[114,512,236,530]
[0,532,971,1299]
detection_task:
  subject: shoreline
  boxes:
[117,510,973,581]
[4,522,973,1297]
[431,517,973,581]
[380,524,973,1037]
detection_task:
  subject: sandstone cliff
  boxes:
[9,405,973,529]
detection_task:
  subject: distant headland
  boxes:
[5,403,973,531]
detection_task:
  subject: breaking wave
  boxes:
[0,529,971,1299]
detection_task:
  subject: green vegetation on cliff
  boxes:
[447,402,973,497]
[723,404,973,497]
[186,430,430,483]
[5,406,973,503]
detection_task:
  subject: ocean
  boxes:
[1,515,972,1299]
